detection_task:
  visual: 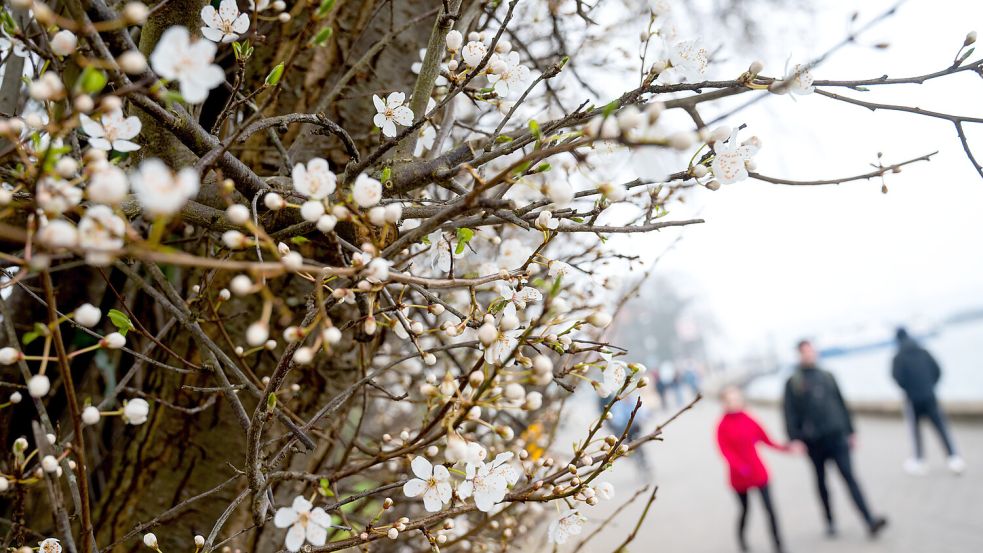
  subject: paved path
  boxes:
[574,398,982,553]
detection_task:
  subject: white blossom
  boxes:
[667,39,708,82]
[457,452,519,512]
[130,159,200,216]
[87,164,129,205]
[28,374,51,398]
[274,496,331,552]
[50,30,77,57]
[78,205,126,266]
[484,328,520,365]
[497,238,531,270]
[201,0,250,43]
[0,31,29,58]
[710,129,761,184]
[292,157,336,199]
[548,510,586,544]
[80,108,142,152]
[37,177,82,215]
[38,219,79,249]
[150,26,226,103]
[427,230,455,273]
[499,285,542,321]
[372,92,414,138]
[411,48,448,86]
[780,62,815,95]
[461,40,487,67]
[352,173,382,207]
[39,538,62,553]
[74,303,102,327]
[487,52,529,97]
[123,398,150,424]
[82,405,101,425]
[402,456,452,512]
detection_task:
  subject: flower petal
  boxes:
[87,137,112,151]
[386,91,405,107]
[233,13,250,33]
[382,120,397,138]
[79,114,104,138]
[291,495,313,513]
[309,507,331,529]
[410,456,433,479]
[116,115,143,140]
[201,5,220,27]
[372,94,386,113]
[219,0,239,21]
[306,520,327,546]
[284,523,305,552]
[422,488,443,512]
[200,26,226,43]
[432,464,450,481]
[402,478,427,498]
[392,105,414,126]
[273,507,298,528]
[112,139,141,152]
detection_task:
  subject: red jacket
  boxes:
[716,411,783,492]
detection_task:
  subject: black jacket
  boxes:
[892,338,941,403]
[783,365,854,443]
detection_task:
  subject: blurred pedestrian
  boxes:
[892,327,965,475]
[783,340,888,538]
[716,386,789,553]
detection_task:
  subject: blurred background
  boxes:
[539,0,982,551]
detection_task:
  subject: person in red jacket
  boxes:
[717,386,790,553]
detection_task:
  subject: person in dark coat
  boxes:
[892,327,965,475]
[783,340,887,538]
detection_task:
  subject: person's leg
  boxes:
[925,396,957,457]
[807,444,834,533]
[758,484,784,552]
[908,399,925,460]
[736,490,750,552]
[830,436,885,535]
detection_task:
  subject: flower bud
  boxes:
[82,405,101,425]
[41,455,59,473]
[28,374,51,397]
[445,29,463,50]
[123,2,150,24]
[118,50,148,73]
[143,532,158,549]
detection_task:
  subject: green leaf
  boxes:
[380,166,391,183]
[532,163,551,174]
[290,236,310,245]
[107,309,133,336]
[316,0,336,18]
[318,478,335,497]
[454,228,474,255]
[312,26,333,46]
[265,62,284,86]
[495,135,513,143]
[22,322,48,346]
[601,100,619,117]
[528,119,541,140]
[78,67,108,95]
[267,392,277,411]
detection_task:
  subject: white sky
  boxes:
[605,0,983,357]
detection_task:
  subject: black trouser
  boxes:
[736,484,782,551]
[907,396,957,459]
[805,434,874,528]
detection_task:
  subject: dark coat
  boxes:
[783,365,854,443]
[892,338,941,403]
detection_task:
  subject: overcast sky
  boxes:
[605,0,983,358]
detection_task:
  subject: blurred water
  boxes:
[747,319,983,405]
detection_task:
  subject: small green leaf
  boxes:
[107,309,133,336]
[290,236,310,245]
[454,228,474,254]
[380,166,391,183]
[529,120,541,140]
[532,163,551,174]
[265,62,284,86]
[78,67,108,95]
[318,478,335,497]
[495,135,513,143]
[316,0,336,18]
[22,322,48,346]
[312,26,333,46]
[602,100,619,117]
[267,392,277,411]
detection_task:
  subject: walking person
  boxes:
[892,327,965,475]
[783,340,888,538]
[716,386,789,553]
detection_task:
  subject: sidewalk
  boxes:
[576,398,982,553]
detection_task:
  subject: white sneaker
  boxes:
[903,458,928,475]
[947,456,966,475]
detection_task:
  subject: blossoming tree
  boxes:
[0,0,979,552]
